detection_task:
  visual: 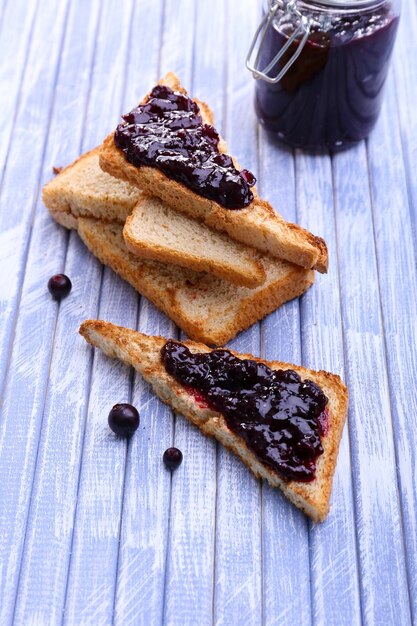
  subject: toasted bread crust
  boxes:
[79,320,348,521]
[123,196,267,288]
[123,227,266,287]
[77,218,314,345]
[43,147,141,224]
[99,72,328,273]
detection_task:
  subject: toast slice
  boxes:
[42,148,142,228]
[123,195,266,287]
[75,217,314,345]
[99,72,328,273]
[79,320,348,521]
[43,150,315,343]
[44,148,269,288]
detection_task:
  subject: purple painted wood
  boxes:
[0,0,415,624]
[0,0,86,622]
[157,3,219,624]
[367,71,417,623]
[12,0,136,622]
[213,2,263,624]
[333,136,411,625]
[392,3,417,258]
[259,99,311,626]
[296,151,361,625]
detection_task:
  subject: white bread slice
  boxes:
[42,147,142,228]
[75,217,314,345]
[123,195,266,287]
[79,320,348,521]
[99,72,328,273]
[44,148,268,289]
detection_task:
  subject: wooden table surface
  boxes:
[1,0,416,624]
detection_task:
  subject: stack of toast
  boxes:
[43,73,349,521]
[43,73,328,346]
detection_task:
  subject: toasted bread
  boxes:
[43,149,315,344]
[99,72,328,273]
[44,148,275,289]
[42,148,141,227]
[76,217,314,345]
[123,195,266,287]
[79,320,348,521]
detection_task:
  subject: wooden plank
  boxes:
[114,302,175,626]
[152,2,218,624]
[0,0,10,34]
[61,2,142,619]
[367,72,417,623]
[296,152,361,625]
[258,135,311,625]
[333,136,411,624]
[0,0,39,181]
[110,1,173,624]
[63,274,137,626]
[212,2,262,624]
[392,5,417,256]
[0,0,89,621]
[9,0,136,622]
[0,4,48,381]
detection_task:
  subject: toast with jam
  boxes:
[43,149,268,288]
[79,320,348,521]
[99,72,328,273]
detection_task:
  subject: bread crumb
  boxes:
[52,166,63,175]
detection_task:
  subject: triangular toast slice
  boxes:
[99,72,328,273]
[79,320,348,521]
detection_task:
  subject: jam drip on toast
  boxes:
[115,85,256,209]
[161,340,329,482]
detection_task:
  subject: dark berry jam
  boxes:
[114,85,256,208]
[254,2,400,150]
[161,341,329,482]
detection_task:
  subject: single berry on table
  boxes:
[108,403,140,436]
[47,274,72,300]
[163,447,183,470]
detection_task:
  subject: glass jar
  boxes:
[247,0,401,150]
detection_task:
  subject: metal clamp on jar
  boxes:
[247,0,401,150]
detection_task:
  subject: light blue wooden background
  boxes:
[0,0,416,624]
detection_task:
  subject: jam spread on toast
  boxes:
[115,85,256,209]
[161,340,328,482]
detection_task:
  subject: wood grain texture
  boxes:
[62,1,140,621]
[333,136,411,625]
[157,3,219,625]
[296,151,361,626]
[392,4,417,259]
[12,0,135,623]
[367,72,417,624]
[0,0,415,624]
[0,0,79,622]
[0,0,39,183]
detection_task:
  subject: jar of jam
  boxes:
[247,0,401,150]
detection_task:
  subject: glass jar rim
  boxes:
[296,0,386,9]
